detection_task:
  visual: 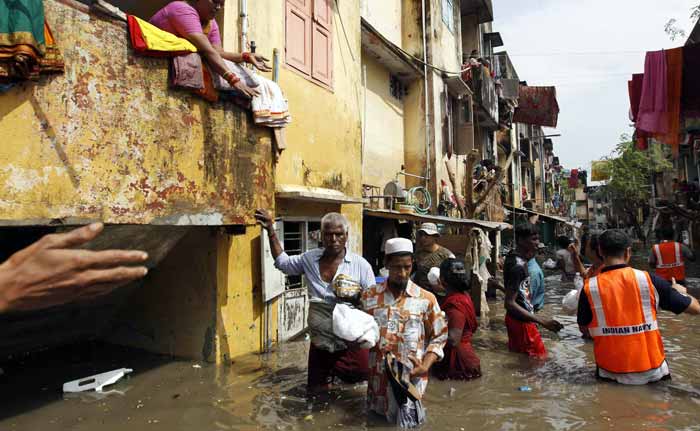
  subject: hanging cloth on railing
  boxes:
[513,86,560,127]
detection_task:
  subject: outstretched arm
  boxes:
[0,223,148,313]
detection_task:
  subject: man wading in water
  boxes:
[255,209,375,393]
[504,223,563,358]
[578,229,700,384]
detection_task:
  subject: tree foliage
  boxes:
[665,4,700,41]
[598,136,672,234]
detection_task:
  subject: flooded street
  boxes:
[3,257,700,430]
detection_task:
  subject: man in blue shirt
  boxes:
[528,251,545,312]
[255,209,375,392]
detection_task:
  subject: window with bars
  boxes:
[282,220,322,290]
[285,0,333,88]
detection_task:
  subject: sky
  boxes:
[492,0,699,172]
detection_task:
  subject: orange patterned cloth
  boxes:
[360,280,447,421]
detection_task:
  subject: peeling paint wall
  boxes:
[0,0,273,226]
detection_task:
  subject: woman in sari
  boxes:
[149,0,271,97]
[433,258,482,380]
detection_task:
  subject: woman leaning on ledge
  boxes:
[149,0,271,97]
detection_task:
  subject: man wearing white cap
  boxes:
[413,223,455,291]
[361,238,447,427]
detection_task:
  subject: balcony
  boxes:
[470,65,499,129]
[460,0,494,24]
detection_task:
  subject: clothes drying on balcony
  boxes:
[635,48,683,156]
[127,15,198,56]
[170,52,290,127]
[628,73,643,122]
[512,86,559,128]
[0,0,64,82]
[251,77,291,127]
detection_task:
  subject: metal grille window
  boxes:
[442,0,454,32]
[282,220,322,290]
[389,75,407,100]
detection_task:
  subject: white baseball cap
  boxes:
[385,237,413,255]
[418,222,440,236]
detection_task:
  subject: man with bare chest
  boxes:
[255,209,375,392]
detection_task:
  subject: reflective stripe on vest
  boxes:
[654,243,683,269]
[588,269,659,337]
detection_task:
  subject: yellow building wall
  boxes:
[0,0,273,226]
[431,0,462,72]
[403,79,428,190]
[215,227,280,362]
[362,54,405,190]
[216,1,365,356]
[361,0,403,48]
[223,0,363,200]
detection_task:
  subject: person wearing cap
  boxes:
[361,237,447,427]
[413,223,455,291]
[432,258,481,381]
[504,224,563,358]
[254,209,375,393]
[578,229,700,384]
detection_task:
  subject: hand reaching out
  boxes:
[0,223,149,313]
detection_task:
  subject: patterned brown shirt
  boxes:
[361,280,448,419]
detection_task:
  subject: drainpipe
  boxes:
[540,139,545,213]
[362,65,367,174]
[421,0,431,187]
[240,0,248,51]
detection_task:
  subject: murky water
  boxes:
[2,257,700,430]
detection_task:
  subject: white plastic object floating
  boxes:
[63,368,133,393]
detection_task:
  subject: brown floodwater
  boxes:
[2,257,700,430]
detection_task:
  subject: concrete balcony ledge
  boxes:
[461,0,494,24]
[0,0,274,227]
[360,18,423,83]
[275,185,364,204]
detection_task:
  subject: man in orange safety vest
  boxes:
[649,226,695,286]
[578,230,700,384]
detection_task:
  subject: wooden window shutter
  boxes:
[311,22,332,85]
[313,0,331,30]
[285,1,312,75]
[288,0,311,13]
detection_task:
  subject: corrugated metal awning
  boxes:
[364,208,511,231]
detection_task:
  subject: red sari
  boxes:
[434,292,482,380]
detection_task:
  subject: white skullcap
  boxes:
[427,267,441,286]
[384,237,413,255]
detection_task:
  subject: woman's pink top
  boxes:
[149,1,221,46]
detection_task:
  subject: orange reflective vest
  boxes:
[583,267,665,375]
[652,241,686,281]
